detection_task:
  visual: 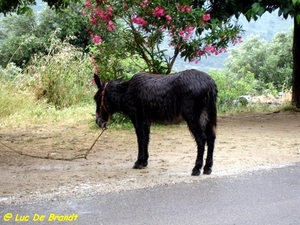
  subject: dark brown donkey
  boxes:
[93,69,217,176]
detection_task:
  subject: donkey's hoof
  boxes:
[203,168,212,175]
[133,161,148,169]
[191,168,201,176]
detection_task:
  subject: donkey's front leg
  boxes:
[133,122,150,169]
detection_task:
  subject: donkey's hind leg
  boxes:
[186,118,207,176]
[203,124,216,175]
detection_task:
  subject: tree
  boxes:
[84,0,242,74]
[0,2,89,68]
[204,0,300,107]
[243,0,300,108]
[2,0,300,107]
[0,0,78,15]
[226,32,293,91]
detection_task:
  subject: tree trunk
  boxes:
[292,17,300,108]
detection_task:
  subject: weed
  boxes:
[26,35,94,108]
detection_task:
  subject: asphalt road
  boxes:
[1,163,300,225]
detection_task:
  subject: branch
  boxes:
[167,37,182,74]
[127,16,152,71]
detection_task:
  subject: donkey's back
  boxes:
[124,69,217,124]
[128,69,216,95]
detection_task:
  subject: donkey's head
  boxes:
[93,74,111,130]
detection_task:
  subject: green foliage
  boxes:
[90,43,148,81]
[108,113,133,130]
[0,62,23,81]
[36,4,89,49]
[0,0,35,15]
[88,23,148,81]
[0,0,79,15]
[225,31,293,92]
[26,33,94,108]
[0,3,89,68]
[210,69,258,110]
[244,1,296,20]
[0,14,41,67]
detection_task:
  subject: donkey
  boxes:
[93,69,217,176]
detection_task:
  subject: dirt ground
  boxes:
[1,111,300,205]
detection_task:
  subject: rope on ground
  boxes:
[0,129,105,161]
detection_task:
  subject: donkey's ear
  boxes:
[94,74,102,90]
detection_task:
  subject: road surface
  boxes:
[1,163,300,225]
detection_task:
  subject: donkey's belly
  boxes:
[151,114,184,125]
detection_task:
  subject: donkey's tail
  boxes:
[209,85,218,131]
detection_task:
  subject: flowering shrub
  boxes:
[84,0,242,74]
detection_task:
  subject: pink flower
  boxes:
[195,50,205,56]
[94,67,99,75]
[140,0,150,8]
[153,6,165,17]
[168,30,174,37]
[202,14,211,22]
[92,35,102,44]
[232,36,243,45]
[95,8,110,20]
[132,17,147,26]
[106,5,113,16]
[218,47,227,53]
[107,20,116,31]
[176,4,191,12]
[85,0,92,8]
[178,30,185,37]
[90,15,97,24]
[181,5,191,12]
[189,58,200,64]
[185,26,194,33]
[204,45,219,55]
[90,78,96,85]
[165,14,172,21]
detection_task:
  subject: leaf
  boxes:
[292,0,300,6]
[297,14,300,25]
[17,6,33,15]
[251,2,266,16]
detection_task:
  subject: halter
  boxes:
[98,82,111,124]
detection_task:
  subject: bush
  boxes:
[26,34,94,109]
[0,4,89,68]
[225,31,293,91]
[0,65,35,117]
[0,13,42,67]
[210,68,258,110]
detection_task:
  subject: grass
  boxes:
[280,104,300,112]
[0,76,292,130]
[0,81,34,118]
[0,85,95,129]
[218,103,284,116]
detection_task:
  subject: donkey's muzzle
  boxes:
[96,117,108,130]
